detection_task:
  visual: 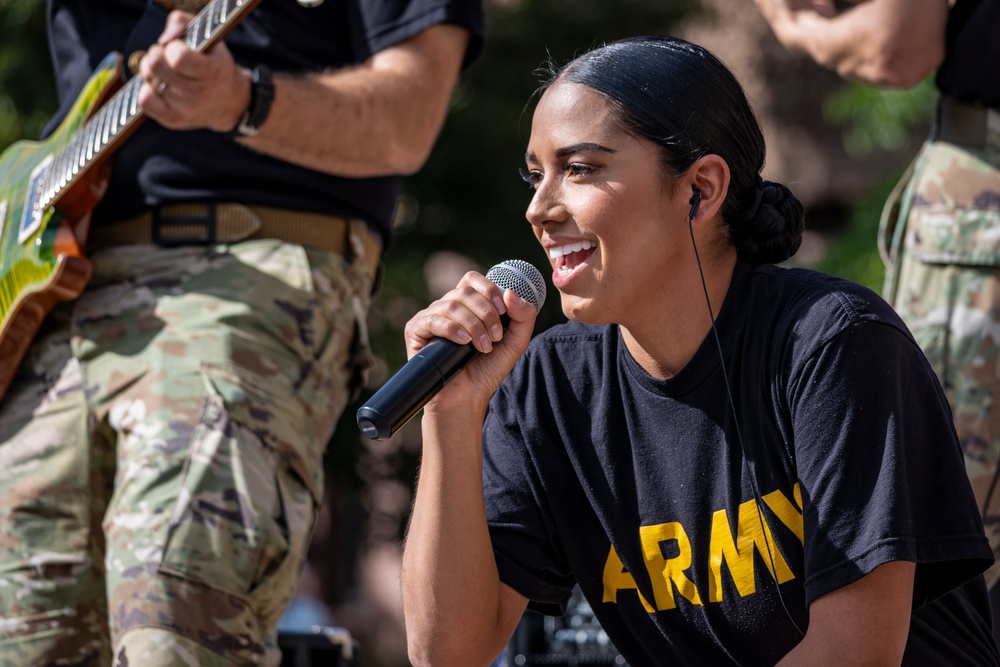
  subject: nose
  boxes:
[525,178,567,229]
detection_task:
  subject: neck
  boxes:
[620,253,737,380]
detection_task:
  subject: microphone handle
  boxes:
[357,314,510,441]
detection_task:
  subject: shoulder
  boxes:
[357,0,485,60]
[748,264,911,343]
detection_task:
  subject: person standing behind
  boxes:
[755,0,1000,635]
[0,0,482,665]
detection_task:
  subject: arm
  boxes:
[778,560,914,665]
[753,0,948,88]
[399,272,536,666]
[138,11,470,177]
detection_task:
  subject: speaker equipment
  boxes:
[278,627,359,667]
[503,586,628,666]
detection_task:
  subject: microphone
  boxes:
[356,259,547,441]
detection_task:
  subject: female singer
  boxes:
[400,36,999,666]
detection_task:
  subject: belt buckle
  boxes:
[151,203,217,246]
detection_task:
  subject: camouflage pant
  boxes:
[881,116,1000,589]
[0,237,375,666]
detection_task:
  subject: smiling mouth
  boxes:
[549,240,596,274]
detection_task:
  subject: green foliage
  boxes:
[815,75,933,292]
[0,0,57,150]
[812,168,905,293]
[823,77,935,157]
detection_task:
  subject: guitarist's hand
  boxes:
[138,11,251,134]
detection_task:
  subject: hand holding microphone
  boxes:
[357,259,546,441]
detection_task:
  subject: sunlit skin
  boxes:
[523,81,737,379]
[401,78,916,667]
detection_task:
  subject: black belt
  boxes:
[936,96,1000,150]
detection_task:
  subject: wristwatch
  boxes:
[227,64,274,137]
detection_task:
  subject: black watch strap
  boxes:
[226,64,274,138]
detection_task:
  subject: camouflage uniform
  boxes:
[0,237,376,666]
[881,104,1000,590]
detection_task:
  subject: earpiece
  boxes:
[688,188,702,221]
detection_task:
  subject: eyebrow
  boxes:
[525,142,617,162]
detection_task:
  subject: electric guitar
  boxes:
[0,0,262,403]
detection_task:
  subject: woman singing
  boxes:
[400,36,999,666]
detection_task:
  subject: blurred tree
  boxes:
[811,77,937,292]
[824,77,936,157]
[0,0,56,149]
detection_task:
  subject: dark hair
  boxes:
[537,36,804,265]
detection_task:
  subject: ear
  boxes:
[684,155,729,224]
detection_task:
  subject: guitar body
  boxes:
[0,0,262,404]
[0,54,123,402]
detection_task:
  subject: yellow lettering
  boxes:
[602,544,655,612]
[707,499,796,602]
[639,522,702,610]
[762,483,804,543]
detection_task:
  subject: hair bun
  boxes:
[735,180,805,265]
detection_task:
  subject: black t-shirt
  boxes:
[937,0,1000,108]
[44,0,485,245]
[483,262,999,666]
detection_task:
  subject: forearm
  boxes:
[402,406,513,667]
[776,561,913,666]
[239,24,469,177]
[759,0,947,88]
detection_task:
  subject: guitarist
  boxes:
[0,0,483,665]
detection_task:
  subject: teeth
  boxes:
[549,239,594,259]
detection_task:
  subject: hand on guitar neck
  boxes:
[0,0,263,404]
[136,9,252,134]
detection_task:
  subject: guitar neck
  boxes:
[40,0,263,211]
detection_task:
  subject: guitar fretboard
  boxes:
[38,0,261,211]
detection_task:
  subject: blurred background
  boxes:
[0,0,936,664]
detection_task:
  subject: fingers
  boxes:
[405,272,509,356]
[160,10,193,44]
[136,12,244,131]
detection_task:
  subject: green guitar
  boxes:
[0,0,261,402]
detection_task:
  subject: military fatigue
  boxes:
[0,237,375,666]
[881,108,1000,589]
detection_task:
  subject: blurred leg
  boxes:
[0,305,114,666]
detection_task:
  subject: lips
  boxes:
[547,240,596,286]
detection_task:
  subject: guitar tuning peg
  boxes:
[297,0,324,6]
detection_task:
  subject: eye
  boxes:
[519,167,543,189]
[564,163,596,177]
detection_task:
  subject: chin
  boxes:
[560,294,609,325]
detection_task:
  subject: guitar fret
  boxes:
[100,108,112,146]
[129,81,140,117]
[72,133,84,175]
[93,112,106,156]
[119,84,133,126]
[41,159,53,206]
[85,121,97,161]
[6,0,259,233]
[51,148,66,200]
[0,0,268,406]
[186,15,201,49]
[110,94,123,135]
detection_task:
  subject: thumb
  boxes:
[501,288,539,347]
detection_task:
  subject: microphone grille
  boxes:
[487,260,547,311]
